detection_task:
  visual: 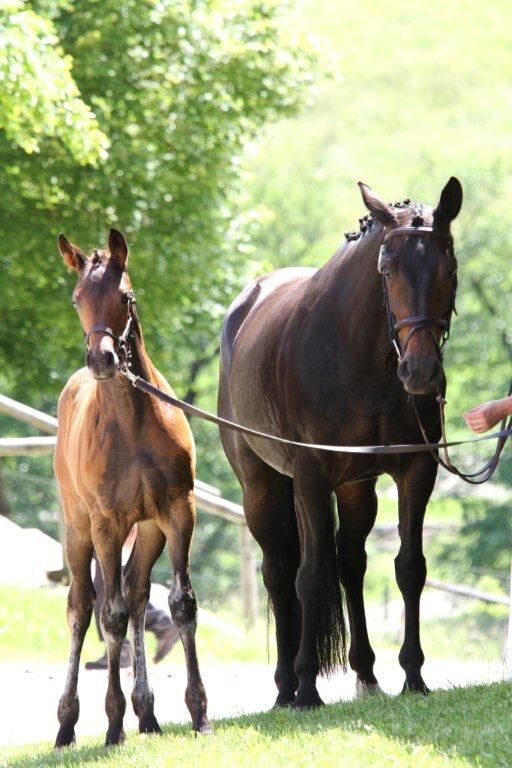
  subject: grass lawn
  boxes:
[0,586,271,666]
[3,682,512,768]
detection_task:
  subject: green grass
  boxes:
[4,683,512,768]
[0,586,272,666]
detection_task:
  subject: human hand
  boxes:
[463,400,506,433]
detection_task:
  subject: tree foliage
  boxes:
[0,0,315,405]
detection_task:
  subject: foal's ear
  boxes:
[57,234,87,272]
[357,182,399,228]
[108,228,128,269]
[433,177,463,230]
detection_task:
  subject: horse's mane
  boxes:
[343,198,425,243]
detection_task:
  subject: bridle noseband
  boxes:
[84,291,137,366]
[378,226,456,360]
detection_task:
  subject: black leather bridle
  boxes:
[378,226,457,361]
[83,290,137,366]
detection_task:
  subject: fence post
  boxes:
[239,524,259,629]
[507,559,512,676]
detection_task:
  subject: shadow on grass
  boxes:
[6,682,512,768]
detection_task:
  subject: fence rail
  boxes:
[2,392,512,640]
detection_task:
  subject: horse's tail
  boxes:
[314,494,348,676]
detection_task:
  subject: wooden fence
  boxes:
[0,394,259,627]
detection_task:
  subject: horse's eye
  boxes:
[382,267,391,278]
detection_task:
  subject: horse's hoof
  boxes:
[54,725,76,749]
[402,679,430,695]
[273,692,296,708]
[139,713,162,735]
[355,679,384,699]
[292,690,324,710]
[105,727,126,746]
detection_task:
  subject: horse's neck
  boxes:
[313,224,388,348]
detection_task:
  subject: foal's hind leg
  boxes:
[336,481,382,697]
[55,523,95,748]
[394,455,437,694]
[160,492,211,734]
[92,520,130,746]
[123,521,166,735]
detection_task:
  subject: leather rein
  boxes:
[86,253,511,479]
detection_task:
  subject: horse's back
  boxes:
[220,267,315,375]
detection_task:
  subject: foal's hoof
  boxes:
[54,725,76,749]
[355,679,384,699]
[139,712,162,735]
[195,716,214,735]
[402,678,430,695]
[105,726,126,747]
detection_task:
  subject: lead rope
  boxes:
[409,385,512,484]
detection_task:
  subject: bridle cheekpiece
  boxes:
[378,226,456,361]
[84,290,137,368]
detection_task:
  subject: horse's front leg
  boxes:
[293,459,347,709]
[394,455,437,694]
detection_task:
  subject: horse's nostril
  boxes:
[397,359,411,382]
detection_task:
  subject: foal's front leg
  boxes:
[93,523,130,746]
[163,492,211,734]
[394,455,437,694]
[55,525,94,748]
[123,521,166,735]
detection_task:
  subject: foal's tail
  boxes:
[315,494,347,676]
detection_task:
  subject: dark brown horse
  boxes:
[218,178,462,708]
[54,230,211,747]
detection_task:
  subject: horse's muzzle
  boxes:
[86,349,119,380]
[397,354,445,395]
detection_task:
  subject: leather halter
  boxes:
[84,291,136,365]
[378,226,456,360]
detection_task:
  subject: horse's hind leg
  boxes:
[336,480,381,697]
[123,521,166,735]
[394,455,437,694]
[293,459,347,709]
[241,459,301,707]
[55,523,95,748]
[161,491,212,734]
[92,521,130,746]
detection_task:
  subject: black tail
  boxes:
[314,494,347,676]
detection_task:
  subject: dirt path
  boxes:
[0,657,506,749]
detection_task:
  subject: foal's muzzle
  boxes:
[86,348,119,380]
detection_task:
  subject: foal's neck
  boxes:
[95,326,160,422]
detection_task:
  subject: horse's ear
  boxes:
[108,228,128,269]
[433,177,463,230]
[57,234,87,272]
[358,182,399,228]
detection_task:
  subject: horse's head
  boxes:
[58,229,135,380]
[359,177,463,395]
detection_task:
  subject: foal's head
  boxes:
[359,177,463,395]
[58,229,134,380]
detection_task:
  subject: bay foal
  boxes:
[54,229,211,747]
